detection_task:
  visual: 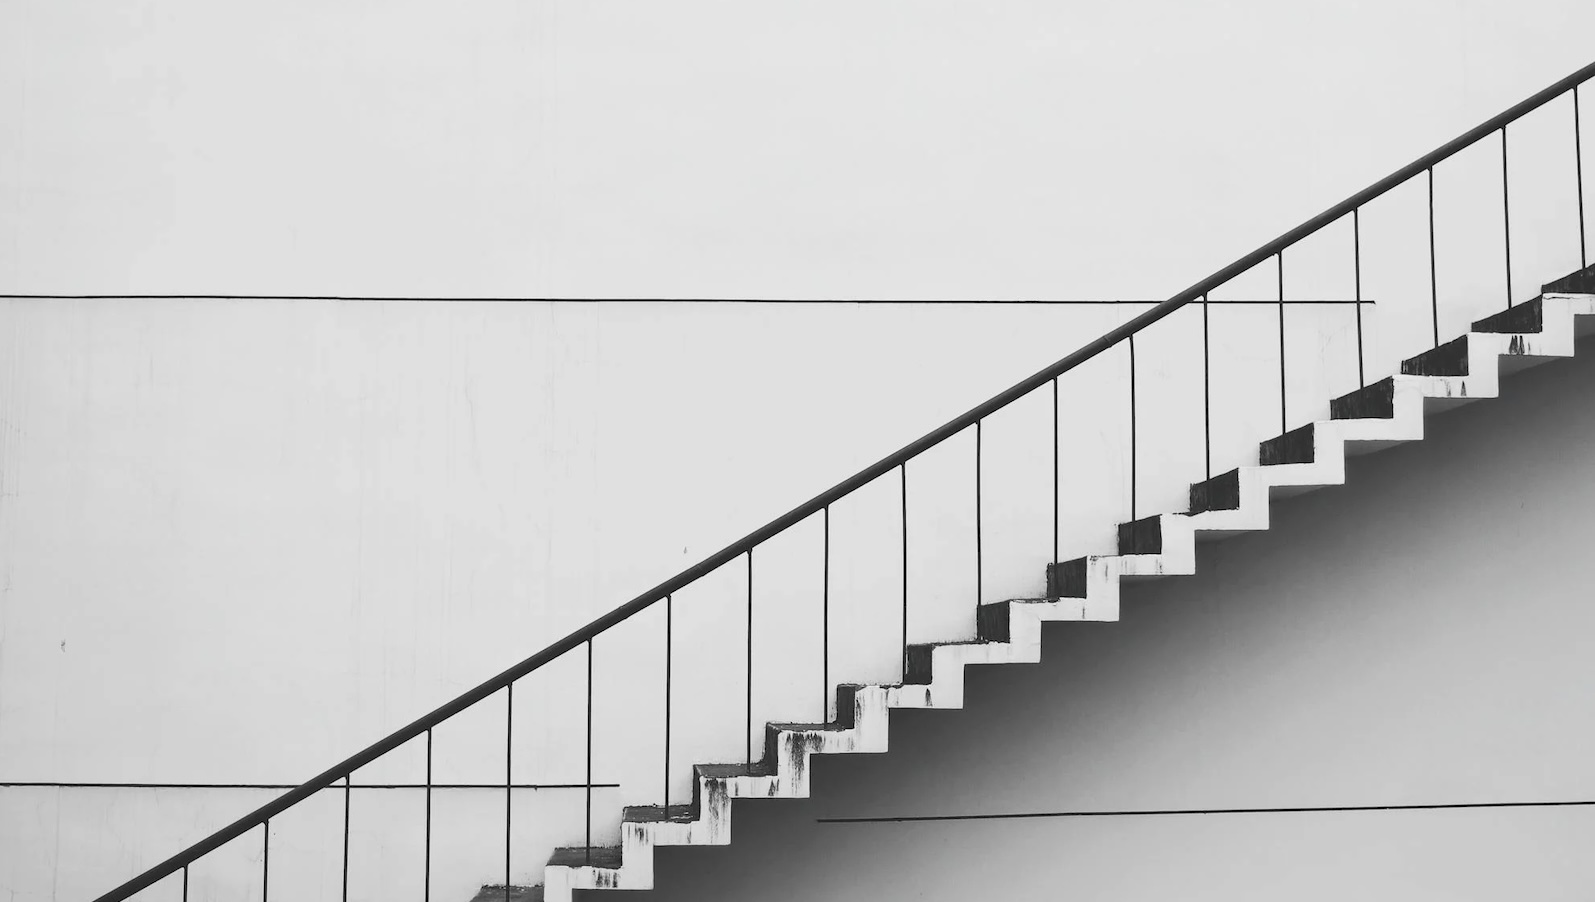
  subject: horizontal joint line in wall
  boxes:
[0,781,622,791]
[817,798,1595,824]
[0,295,1379,306]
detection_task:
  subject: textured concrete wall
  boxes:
[4,0,1595,899]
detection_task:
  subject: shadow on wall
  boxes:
[644,337,1595,902]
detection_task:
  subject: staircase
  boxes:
[534,266,1595,901]
[86,61,1595,902]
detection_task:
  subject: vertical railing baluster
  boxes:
[1277,251,1287,434]
[1578,85,1588,270]
[1502,126,1514,307]
[1051,377,1059,564]
[900,462,908,679]
[1354,208,1365,387]
[342,775,351,902]
[181,865,188,902]
[663,594,672,809]
[1428,166,1440,346]
[1201,293,1211,480]
[261,820,269,902]
[586,639,595,861]
[505,684,513,895]
[822,508,829,721]
[744,551,753,766]
[974,420,982,609]
[1127,335,1137,520]
[424,728,432,902]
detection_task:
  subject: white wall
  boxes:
[3,0,1594,301]
[3,1,1595,899]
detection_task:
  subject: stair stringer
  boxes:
[538,291,1595,901]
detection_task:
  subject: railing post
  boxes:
[899,463,908,679]
[586,639,595,860]
[1277,251,1287,433]
[1578,85,1588,269]
[664,595,672,808]
[1353,208,1365,387]
[1502,125,1514,307]
[974,420,982,609]
[506,683,514,892]
[1051,377,1059,564]
[744,552,753,766]
[1128,335,1137,520]
[821,509,829,722]
[342,775,351,902]
[1428,165,1440,346]
[1202,293,1211,480]
[261,821,270,902]
[424,728,432,902]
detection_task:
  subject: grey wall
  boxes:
[5,1,1595,899]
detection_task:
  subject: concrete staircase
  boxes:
[503,264,1595,900]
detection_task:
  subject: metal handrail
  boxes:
[90,57,1595,902]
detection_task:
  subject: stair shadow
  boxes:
[639,336,1595,901]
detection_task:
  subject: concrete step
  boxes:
[534,263,1595,901]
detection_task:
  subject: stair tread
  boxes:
[1260,423,1315,465]
[1543,262,1595,294]
[1473,297,1544,334]
[1401,335,1469,376]
[695,768,775,780]
[623,804,694,823]
[1330,377,1395,420]
[468,886,543,902]
[548,846,623,869]
[1189,468,1242,514]
[768,720,854,733]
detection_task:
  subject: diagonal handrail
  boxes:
[91,57,1595,902]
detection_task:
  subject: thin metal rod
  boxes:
[506,683,513,891]
[745,552,753,767]
[1128,336,1137,520]
[900,463,908,678]
[1051,377,1059,563]
[1429,166,1440,346]
[1503,126,1514,307]
[975,420,982,608]
[1579,85,1588,269]
[586,639,594,861]
[182,866,187,902]
[261,821,269,902]
[424,729,432,902]
[342,775,351,902]
[1201,294,1211,479]
[822,509,829,721]
[87,58,1595,902]
[1278,252,1287,433]
[1354,209,1365,387]
[664,595,672,809]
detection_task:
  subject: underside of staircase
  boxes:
[502,266,1595,900]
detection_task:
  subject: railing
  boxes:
[92,59,1595,902]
